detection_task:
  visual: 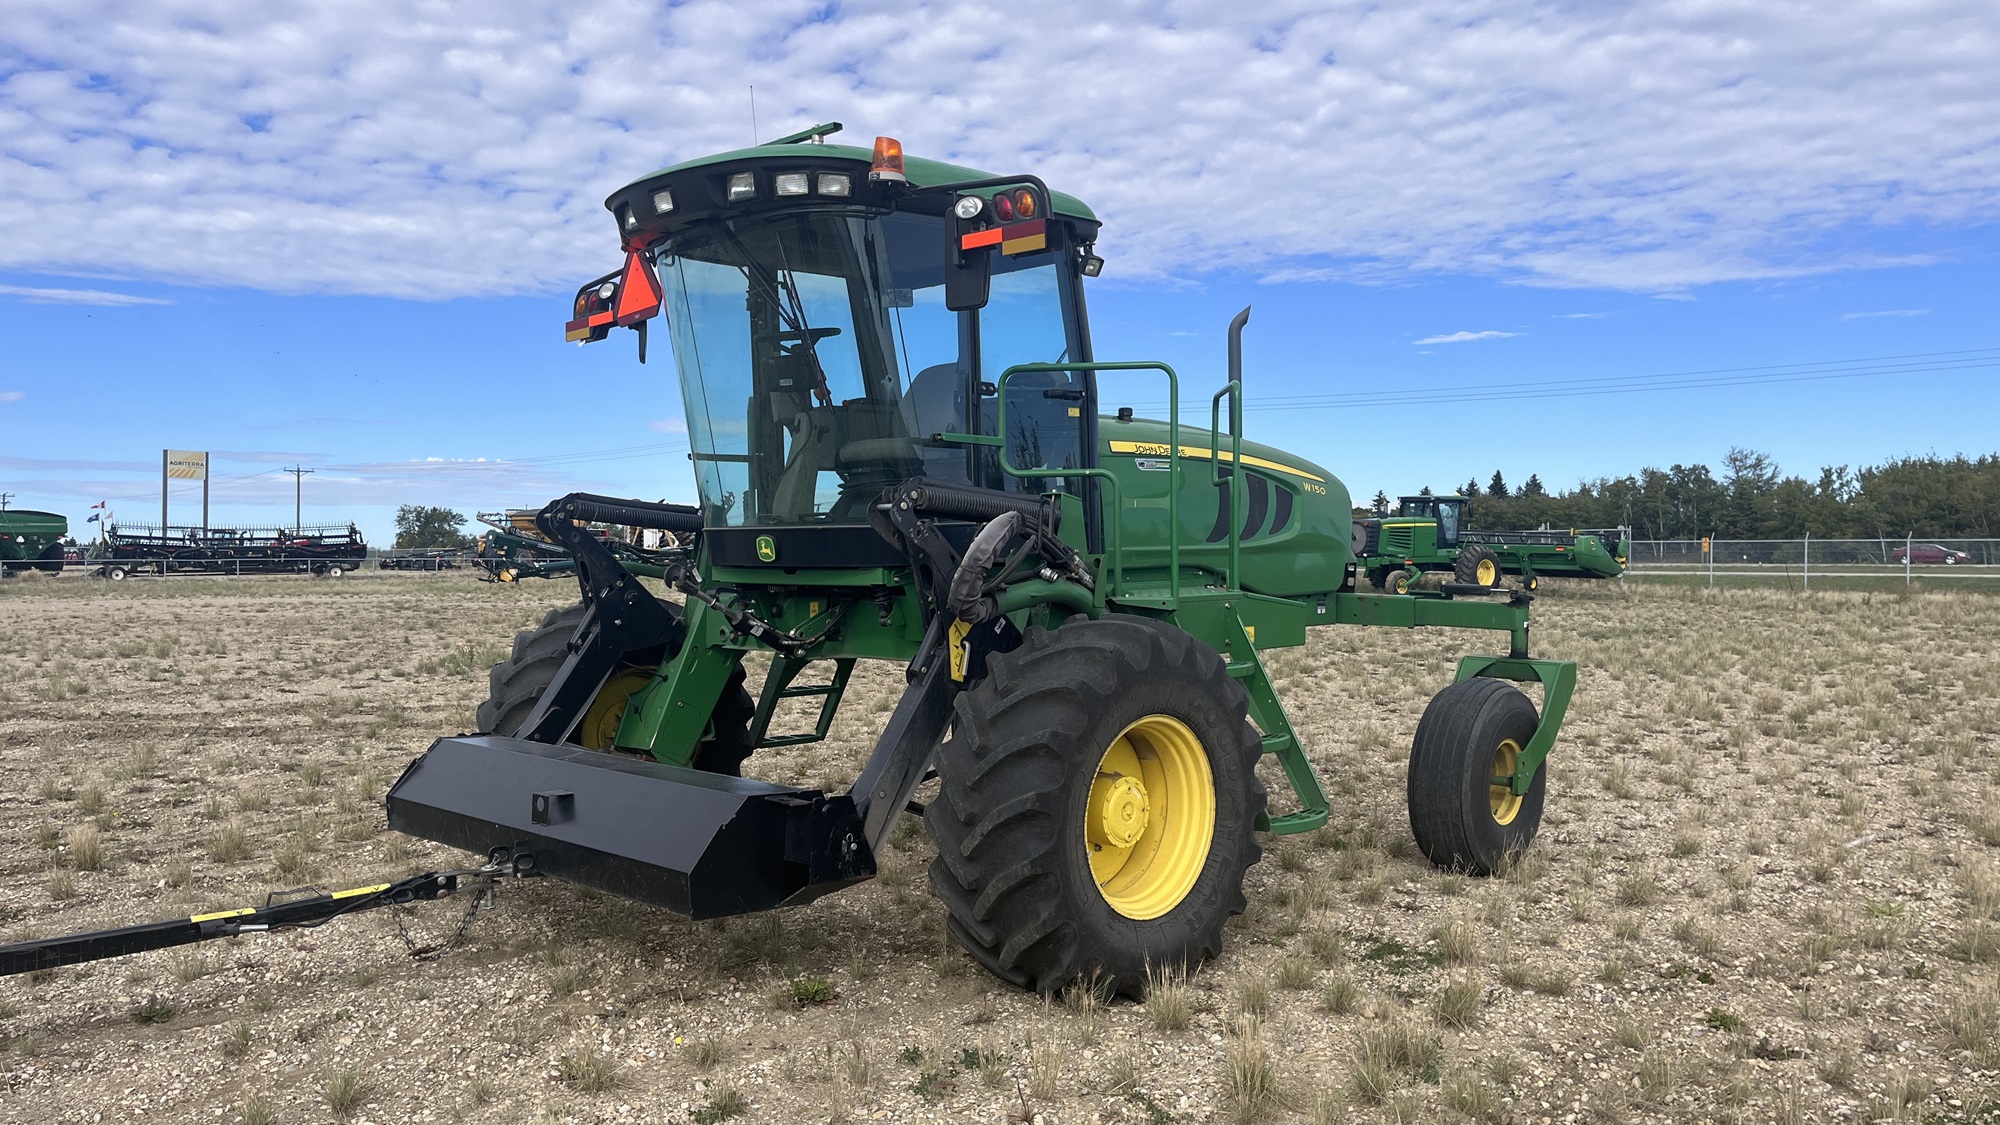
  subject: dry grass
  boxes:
[1,577,1997,1121]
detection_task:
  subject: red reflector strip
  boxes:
[960,228,1003,250]
[589,311,614,327]
[1000,232,1047,256]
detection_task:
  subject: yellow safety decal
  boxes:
[331,883,392,900]
[1244,625,1256,643]
[1066,406,1081,417]
[1105,440,1326,483]
[949,618,972,682]
[189,907,255,923]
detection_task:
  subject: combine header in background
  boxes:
[471,509,686,581]
[1357,494,1628,592]
[95,522,367,580]
[0,508,69,576]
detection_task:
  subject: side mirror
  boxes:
[946,220,991,312]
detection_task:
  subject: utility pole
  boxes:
[0,493,12,511]
[283,466,315,531]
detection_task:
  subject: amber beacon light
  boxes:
[869,135,907,183]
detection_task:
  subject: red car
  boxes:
[1892,543,1972,565]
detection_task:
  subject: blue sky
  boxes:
[4,2,1998,543]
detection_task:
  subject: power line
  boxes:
[1244,347,2000,412]
[1101,345,2000,414]
[283,466,314,529]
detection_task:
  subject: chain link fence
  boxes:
[1626,537,2000,584]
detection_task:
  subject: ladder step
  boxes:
[1226,662,1256,679]
[778,684,838,698]
[1265,808,1330,835]
[1260,733,1295,754]
[755,733,826,749]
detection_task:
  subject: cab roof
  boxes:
[615,139,1099,223]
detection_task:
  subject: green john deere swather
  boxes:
[2,124,1575,994]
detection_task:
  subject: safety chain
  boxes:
[390,876,498,961]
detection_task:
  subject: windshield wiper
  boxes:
[711,222,834,407]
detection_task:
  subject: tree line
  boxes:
[1366,450,2000,541]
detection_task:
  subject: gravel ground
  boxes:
[2,571,1998,1124]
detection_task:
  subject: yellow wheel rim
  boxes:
[579,669,653,750]
[1490,738,1523,826]
[1392,574,1408,594]
[1476,558,1497,585]
[1086,714,1216,920]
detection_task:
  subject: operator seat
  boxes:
[899,362,972,484]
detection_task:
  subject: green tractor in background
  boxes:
[1357,494,1628,593]
[384,125,1578,995]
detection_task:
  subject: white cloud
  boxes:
[1413,330,1519,345]
[0,391,23,403]
[0,284,170,306]
[2,2,1997,297]
[648,417,688,434]
[1840,308,1930,320]
[1553,312,1611,319]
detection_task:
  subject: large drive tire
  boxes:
[476,600,756,775]
[1455,546,1502,588]
[1408,677,1545,874]
[926,615,1266,996]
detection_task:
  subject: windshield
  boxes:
[661,209,1084,526]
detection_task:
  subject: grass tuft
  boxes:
[64,824,104,871]
[1146,965,1193,1031]
[128,994,175,1024]
[321,1068,370,1119]
[1435,973,1482,1028]
[1224,1016,1282,1122]
[556,1041,623,1092]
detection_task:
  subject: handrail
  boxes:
[993,360,1181,605]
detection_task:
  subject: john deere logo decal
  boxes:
[755,535,777,562]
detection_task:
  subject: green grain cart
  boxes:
[1358,494,1627,593]
[1,127,1583,990]
[0,509,67,576]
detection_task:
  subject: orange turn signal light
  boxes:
[1012,188,1037,219]
[869,135,907,183]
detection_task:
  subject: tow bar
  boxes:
[0,848,536,977]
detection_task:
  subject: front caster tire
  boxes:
[925,615,1266,996]
[1407,677,1545,874]
[1384,568,1413,594]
